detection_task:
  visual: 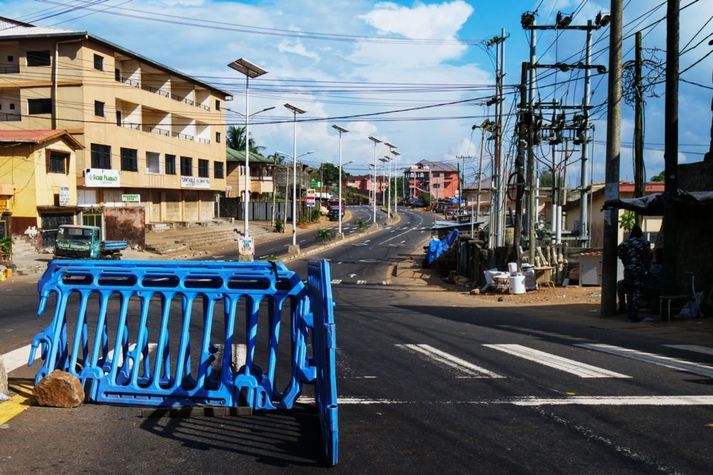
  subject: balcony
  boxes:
[143,125,171,137]
[115,75,140,88]
[141,83,170,98]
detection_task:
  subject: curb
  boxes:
[283,212,402,263]
[0,355,8,397]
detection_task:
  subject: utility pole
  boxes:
[633,31,645,201]
[663,0,680,295]
[512,62,529,263]
[488,30,507,248]
[579,20,594,246]
[522,13,538,263]
[476,128,486,222]
[601,0,624,316]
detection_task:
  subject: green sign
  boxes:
[310,180,321,188]
[121,193,141,203]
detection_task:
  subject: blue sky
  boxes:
[2,0,712,185]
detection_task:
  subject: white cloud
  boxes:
[278,41,320,62]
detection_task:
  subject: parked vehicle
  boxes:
[54,225,128,259]
[327,199,345,213]
[328,208,342,221]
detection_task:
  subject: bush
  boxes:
[418,193,432,207]
[0,236,13,253]
[316,228,334,243]
[273,220,284,233]
[355,219,368,232]
[310,208,321,222]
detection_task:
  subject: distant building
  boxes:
[0,18,231,236]
[225,148,275,199]
[405,160,459,200]
[346,174,386,193]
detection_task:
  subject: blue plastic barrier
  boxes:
[425,229,460,266]
[29,259,339,465]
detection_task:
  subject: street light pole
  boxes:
[368,136,382,226]
[392,150,400,217]
[228,58,267,261]
[332,124,349,237]
[284,103,306,253]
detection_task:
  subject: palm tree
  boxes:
[226,125,265,154]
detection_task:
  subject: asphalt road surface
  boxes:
[2,208,713,474]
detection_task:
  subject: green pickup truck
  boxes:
[54,225,128,259]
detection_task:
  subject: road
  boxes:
[1,208,713,473]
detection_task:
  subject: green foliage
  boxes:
[539,170,554,187]
[355,219,368,232]
[316,228,334,243]
[619,210,637,232]
[310,208,321,222]
[418,193,432,207]
[226,125,264,154]
[273,220,284,233]
[650,170,665,182]
[311,163,344,187]
[0,236,13,253]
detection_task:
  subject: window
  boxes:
[215,100,220,111]
[93,54,103,71]
[215,131,221,144]
[115,111,122,126]
[91,143,111,169]
[180,156,192,176]
[214,161,224,179]
[146,152,161,174]
[165,154,176,175]
[28,98,52,114]
[9,103,14,110]
[114,68,121,82]
[47,151,68,174]
[120,148,137,171]
[27,50,50,66]
[198,159,209,178]
[7,55,13,62]
[94,100,105,117]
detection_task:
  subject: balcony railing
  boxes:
[197,137,210,145]
[143,125,171,136]
[142,84,170,98]
[115,75,141,88]
[172,131,194,141]
[115,74,212,112]
[118,121,141,130]
[0,65,20,74]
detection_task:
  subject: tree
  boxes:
[312,163,343,186]
[650,170,665,182]
[539,170,553,187]
[226,125,264,154]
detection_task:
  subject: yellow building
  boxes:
[0,129,82,237]
[0,18,230,228]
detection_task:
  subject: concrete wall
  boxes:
[104,206,145,248]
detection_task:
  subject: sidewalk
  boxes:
[393,256,713,346]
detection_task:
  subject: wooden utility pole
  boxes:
[601,0,623,316]
[512,62,529,262]
[633,31,645,201]
[663,0,680,295]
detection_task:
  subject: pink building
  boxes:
[405,160,460,200]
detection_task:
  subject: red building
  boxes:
[405,160,460,200]
[346,174,387,193]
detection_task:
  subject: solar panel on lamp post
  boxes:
[228,58,268,261]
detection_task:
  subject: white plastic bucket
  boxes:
[507,262,518,275]
[509,275,526,294]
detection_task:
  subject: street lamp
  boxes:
[276,150,314,232]
[380,156,391,220]
[368,136,382,226]
[384,142,396,221]
[391,150,400,216]
[332,124,349,237]
[228,58,268,261]
[283,103,307,253]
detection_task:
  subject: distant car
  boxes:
[411,199,425,208]
[328,208,342,221]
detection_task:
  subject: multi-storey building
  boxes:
[405,160,459,200]
[0,18,230,235]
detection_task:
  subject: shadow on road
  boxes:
[139,404,325,468]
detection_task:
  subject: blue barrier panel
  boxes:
[308,260,339,466]
[29,259,339,465]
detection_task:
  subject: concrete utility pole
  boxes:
[512,62,529,263]
[663,0,680,295]
[476,127,486,222]
[494,29,506,247]
[633,31,645,201]
[601,0,624,316]
[525,14,538,264]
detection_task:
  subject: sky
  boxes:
[2,0,712,186]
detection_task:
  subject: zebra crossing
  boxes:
[394,341,713,381]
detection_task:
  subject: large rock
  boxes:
[0,355,8,396]
[33,370,84,408]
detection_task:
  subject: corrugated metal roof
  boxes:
[0,129,83,148]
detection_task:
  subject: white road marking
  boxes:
[297,395,713,406]
[484,344,630,378]
[331,279,342,285]
[337,261,343,265]
[356,280,367,285]
[258,255,269,259]
[363,240,371,244]
[349,274,357,278]
[396,344,503,378]
[497,325,590,342]
[2,344,39,373]
[379,227,415,245]
[577,343,713,379]
[664,345,713,357]
[400,240,407,244]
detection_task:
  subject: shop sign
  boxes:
[180,176,210,189]
[85,169,120,187]
[121,194,141,203]
[58,186,70,206]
